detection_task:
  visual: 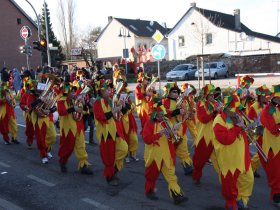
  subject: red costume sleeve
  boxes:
[162,98,172,117]
[19,92,28,110]
[142,120,162,145]
[93,99,108,123]
[135,84,146,100]
[260,105,280,136]
[57,100,68,116]
[248,106,257,120]
[196,102,214,123]
[213,123,243,145]
[26,94,36,110]
[0,99,6,105]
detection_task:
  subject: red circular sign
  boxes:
[20,26,31,40]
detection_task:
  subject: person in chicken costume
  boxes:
[248,85,272,178]
[235,75,255,115]
[0,76,18,145]
[19,77,37,147]
[192,84,220,184]
[119,85,139,163]
[27,76,57,164]
[57,75,93,174]
[180,83,197,143]
[162,82,193,175]
[213,94,254,210]
[260,84,280,207]
[142,99,188,205]
[93,79,128,186]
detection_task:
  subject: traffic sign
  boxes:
[151,45,166,60]
[20,26,31,40]
[152,30,164,43]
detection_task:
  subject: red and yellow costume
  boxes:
[120,88,139,160]
[19,78,36,146]
[235,75,255,115]
[57,81,92,173]
[135,73,152,129]
[260,84,280,205]
[0,81,18,144]
[93,80,128,184]
[213,94,253,210]
[143,101,187,203]
[26,83,56,162]
[248,85,271,173]
[162,82,192,174]
[181,83,197,142]
[192,84,220,183]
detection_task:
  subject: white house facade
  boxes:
[95,17,169,63]
[168,3,280,60]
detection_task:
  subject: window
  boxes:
[178,36,185,47]
[206,33,212,44]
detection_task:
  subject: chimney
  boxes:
[108,16,113,23]
[190,2,196,7]
[234,9,241,30]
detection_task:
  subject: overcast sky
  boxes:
[15,0,280,39]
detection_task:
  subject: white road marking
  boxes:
[27,175,56,187]
[0,162,11,168]
[81,198,114,210]
[17,123,26,128]
[0,198,24,210]
[1,172,8,174]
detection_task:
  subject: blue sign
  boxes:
[151,45,166,60]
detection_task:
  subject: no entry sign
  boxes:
[20,26,32,40]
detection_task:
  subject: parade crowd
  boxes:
[0,65,280,210]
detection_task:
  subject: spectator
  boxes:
[12,68,22,95]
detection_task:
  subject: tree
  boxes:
[57,0,78,60]
[190,8,223,87]
[79,26,102,66]
[40,3,65,67]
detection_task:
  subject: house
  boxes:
[167,2,280,60]
[0,0,41,70]
[95,17,169,72]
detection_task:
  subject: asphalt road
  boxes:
[0,77,279,210]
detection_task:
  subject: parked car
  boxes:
[166,64,197,81]
[195,61,229,80]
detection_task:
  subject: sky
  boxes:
[15,0,280,40]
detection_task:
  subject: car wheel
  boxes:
[214,73,218,80]
[184,73,189,81]
[225,71,229,78]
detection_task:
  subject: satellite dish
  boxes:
[240,32,247,40]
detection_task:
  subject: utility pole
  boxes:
[44,0,51,67]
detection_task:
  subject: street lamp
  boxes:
[118,27,131,74]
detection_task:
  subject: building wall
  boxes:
[168,8,280,60]
[97,19,169,61]
[0,1,41,70]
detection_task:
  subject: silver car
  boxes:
[195,61,229,80]
[166,64,197,81]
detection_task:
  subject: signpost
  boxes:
[20,26,32,70]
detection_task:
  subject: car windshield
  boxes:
[204,63,217,68]
[172,65,190,71]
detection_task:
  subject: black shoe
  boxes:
[11,138,20,144]
[80,165,93,175]
[60,164,67,173]
[146,191,158,200]
[107,176,119,186]
[183,165,193,176]
[4,141,11,145]
[173,195,188,205]
[254,171,261,178]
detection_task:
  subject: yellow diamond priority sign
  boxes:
[152,30,164,44]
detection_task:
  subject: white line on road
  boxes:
[17,123,26,128]
[27,175,56,187]
[0,198,24,210]
[81,198,114,210]
[0,162,11,168]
